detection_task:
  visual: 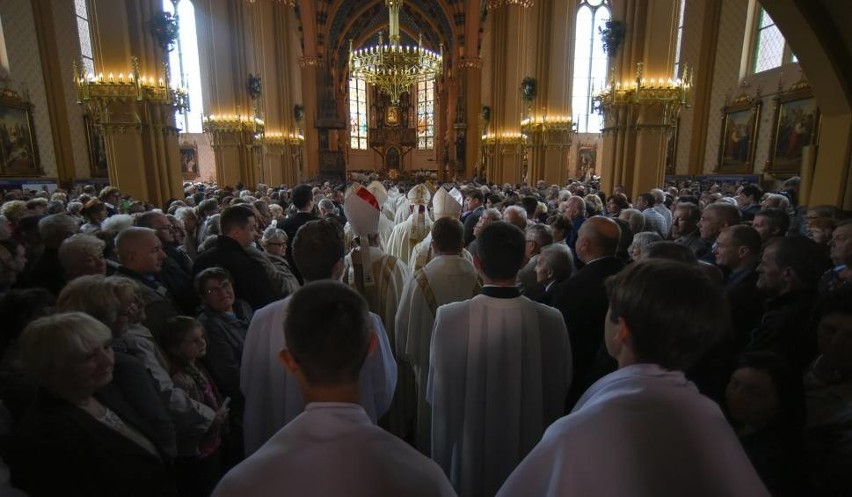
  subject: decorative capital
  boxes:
[299,56,322,68]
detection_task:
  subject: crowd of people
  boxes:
[0,175,849,496]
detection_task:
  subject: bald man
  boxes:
[552,216,626,408]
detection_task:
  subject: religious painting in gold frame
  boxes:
[180,141,199,179]
[766,84,820,174]
[84,114,109,178]
[716,96,761,174]
[0,88,43,177]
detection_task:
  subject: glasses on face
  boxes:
[204,280,233,295]
[155,225,176,232]
[265,242,285,247]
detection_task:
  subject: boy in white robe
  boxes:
[496,260,770,497]
[215,281,455,497]
[240,219,397,456]
[396,217,481,455]
[427,221,571,497]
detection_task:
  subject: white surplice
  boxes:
[427,292,571,497]
[240,297,397,456]
[496,364,770,497]
[395,255,480,454]
[213,403,457,497]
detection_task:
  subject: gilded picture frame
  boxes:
[0,89,43,177]
[766,85,820,174]
[717,96,761,174]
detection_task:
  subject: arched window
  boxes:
[571,0,610,133]
[75,0,95,75]
[349,75,368,150]
[417,79,435,149]
[749,3,796,74]
[163,0,204,133]
[673,0,687,79]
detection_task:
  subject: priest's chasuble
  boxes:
[427,288,571,497]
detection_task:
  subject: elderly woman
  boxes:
[6,312,177,497]
[56,276,178,457]
[58,234,108,281]
[628,232,664,263]
[80,199,108,234]
[534,243,575,306]
[258,226,300,295]
[160,316,226,497]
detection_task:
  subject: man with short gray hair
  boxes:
[518,223,553,299]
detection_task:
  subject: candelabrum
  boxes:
[594,62,693,129]
[481,131,528,155]
[520,114,573,148]
[348,1,443,105]
[487,0,535,10]
[73,56,189,130]
[202,114,265,148]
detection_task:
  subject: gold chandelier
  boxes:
[348,0,443,104]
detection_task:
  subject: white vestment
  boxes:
[240,296,397,456]
[408,234,474,273]
[386,213,432,266]
[395,255,480,454]
[497,364,770,497]
[213,403,456,497]
[344,248,409,347]
[427,292,571,497]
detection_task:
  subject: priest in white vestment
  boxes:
[241,219,396,456]
[396,217,481,455]
[215,282,454,497]
[409,187,473,272]
[427,221,571,497]
[496,260,770,497]
[387,184,432,265]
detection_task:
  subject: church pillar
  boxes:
[484,3,533,185]
[195,0,259,189]
[248,1,303,187]
[459,58,482,180]
[32,0,76,188]
[599,0,682,199]
[524,0,572,187]
[83,0,182,206]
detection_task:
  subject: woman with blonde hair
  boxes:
[7,312,176,496]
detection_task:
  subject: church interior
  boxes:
[0,0,849,209]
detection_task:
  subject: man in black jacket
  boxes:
[278,185,317,284]
[193,205,279,310]
[551,216,625,408]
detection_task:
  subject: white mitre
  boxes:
[343,182,381,286]
[432,186,463,220]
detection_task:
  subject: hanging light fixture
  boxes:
[348,0,443,105]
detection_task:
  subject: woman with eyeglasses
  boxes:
[258,226,300,295]
[195,267,253,468]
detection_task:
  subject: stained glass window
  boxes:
[571,0,610,133]
[417,80,435,149]
[673,0,687,79]
[349,76,368,150]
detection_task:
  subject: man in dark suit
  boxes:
[193,205,280,310]
[278,184,317,283]
[713,225,763,351]
[551,216,625,408]
[462,189,485,247]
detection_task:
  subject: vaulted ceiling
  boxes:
[296,0,480,75]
